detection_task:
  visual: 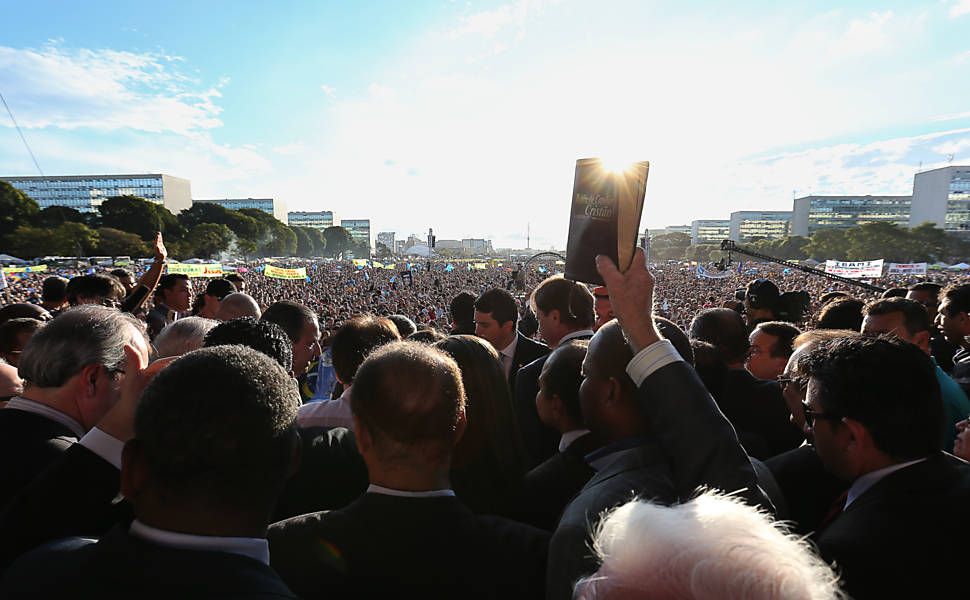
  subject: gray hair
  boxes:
[153,317,219,359]
[18,305,147,388]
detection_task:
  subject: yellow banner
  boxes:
[167,263,224,277]
[264,265,308,280]
[371,261,384,268]
[2,265,48,274]
[472,263,487,270]
[352,259,368,267]
[383,263,396,270]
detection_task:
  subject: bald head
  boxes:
[587,320,635,383]
[215,293,261,321]
[351,341,465,464]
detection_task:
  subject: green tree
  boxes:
[188,223,234,259]
[5,222,100,258]
[845,222,912,262]
[292,226,314,258]
[32,206,87,229]
[304,227,326,256]
[650,232,692,261]
[0,182,39,237]
[99,196,181,240]
[683,244,720,262]
[177,203,261,255]
[96,227,151,257]
[238,209,296,256]
[805,229,849,261]
[322,226,354,258]
[908,222,950,263]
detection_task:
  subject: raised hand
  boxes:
[595,248,661,352]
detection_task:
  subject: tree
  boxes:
[0,182,39,237]
[292,226,314,258]
[650,232,692,261]
[304,227,326,257]
[322,226,354,258]
[237,209,296,256]
[32,206,87,229]
[4,222,99,258]
[96,227,150,257]
[845,222,912,262]
[177,203,262,256]
[99,196,178,240]
[188,223,234,259]
[804,229,848,261]
[683,244,721,262]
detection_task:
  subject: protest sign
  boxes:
[264,265,308,280]
[2,265,48,274]
[887,262,927,276]
[824,259,884,279]
[696,264,734,279]
[167,263,224,277]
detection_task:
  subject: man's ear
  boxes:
[912,330,931,352]
[549,309,562,325]
[353,414,372,454]
[453,407,468,446]
[841,417,872,454]
[78,363,102,399]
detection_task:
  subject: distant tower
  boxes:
[527,223,530,250]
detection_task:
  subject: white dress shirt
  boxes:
[366,484,455,498]
[500,335,519,380]
[128,520,269,565]
[845,458,927,508]
[558,329,594,346]
[297,384,354,430]
[558,429,590,453]
[4,396,85,438]
[626,339,684,386]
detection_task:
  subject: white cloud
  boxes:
[320,84,336,97]
[0,44,222,135]
[950,0,970,18]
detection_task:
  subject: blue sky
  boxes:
[2,0,969,249]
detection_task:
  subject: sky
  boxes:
[1,0,969,250]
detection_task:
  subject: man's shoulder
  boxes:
[515,334,549,358]
[0,409,77,448]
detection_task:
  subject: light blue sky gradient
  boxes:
[2,0,969,248]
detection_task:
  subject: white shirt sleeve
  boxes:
[625,339,684,387]
[78,427,125,470]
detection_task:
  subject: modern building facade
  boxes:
[194,198,287,222]
[288,211,333,230]
[729,211,791,242]
[461,238,493,255]
[340,219,371,249]
[1,173,192,214]
[910,166,970,235]
[791,195,911,236]
[690,220,731,245]
[435,239,463,251]
[376,231,396,252]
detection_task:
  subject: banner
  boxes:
[264,265,308,280]
[167,263,224,277]
[696,264,735,279]
[824,259,884,279]
[2,265,48,274]
[352,259,368,268]
[887,262,927,276]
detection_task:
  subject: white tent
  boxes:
[948,262,970,271]
[0,254,27,265]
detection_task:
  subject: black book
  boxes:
[565,158,649,285]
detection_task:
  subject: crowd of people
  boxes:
[1,232,970,599]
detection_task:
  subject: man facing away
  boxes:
[1,345,301,598]
[268,341,549,599]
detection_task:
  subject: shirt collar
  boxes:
[845,458,927,508]
[128,520,269,565]
[559,429,590,453]
[4,396,85,438]
[500,334,518,359]
[366,484,456,498]
[559,330,594,345]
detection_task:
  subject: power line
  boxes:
[0,89,44,176]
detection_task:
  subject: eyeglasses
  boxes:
[801,400,842,428]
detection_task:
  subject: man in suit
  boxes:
[1,345,301,598]
[908,282,957,373]
[0,305,150,506]
[516,340,600,530]
[268,341,549,599]
[938,284,970,398]
[690,308,802,459]
[514,276,595,467]
[262,300,322,380]
[474,287,549,390]
[800,335,970,599]
[146,273,192,339]
[547,251,769,600]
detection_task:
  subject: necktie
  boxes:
[817,489,849,534]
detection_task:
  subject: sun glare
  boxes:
[597,156,638,174]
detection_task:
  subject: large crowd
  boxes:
[1,233,970,599]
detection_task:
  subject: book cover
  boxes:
[565,158,649,285]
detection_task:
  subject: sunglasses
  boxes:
[801,400,842,428]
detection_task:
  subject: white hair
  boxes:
[575,491,843,600]
[153,317,218,359]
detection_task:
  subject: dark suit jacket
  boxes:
[272,426,369,521]
[514,334,592,469]
[815,452,970,600]
[509,333,549,392]
[514,432,600,530]
[0,442,126,568]
[765,444,846,536]
[268,492,549,599]
[712,369,804,460]
[1,525,297,599]
[0,408,79,506]
[547,361,770,600]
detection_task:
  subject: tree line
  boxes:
[649,221,970,264]
[0,182,368,260]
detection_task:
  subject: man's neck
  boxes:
[366,462,452,493]
[19,385,85,428]
[135,507,268,539]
